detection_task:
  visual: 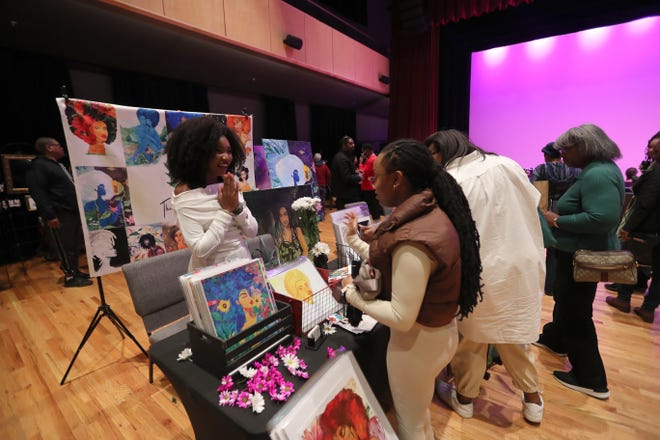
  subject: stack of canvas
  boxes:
[179,258,278,340]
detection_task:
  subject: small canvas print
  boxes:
[263,139,313,188]
[268,352,396,439]
[198,259,277,340]
[267,257,327,304]
[244,185,315,264]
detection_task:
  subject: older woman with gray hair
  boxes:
[536,124,624,400]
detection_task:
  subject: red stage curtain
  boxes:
[430,0,533,25]
[387,0,532,141]
[388,25,439,142]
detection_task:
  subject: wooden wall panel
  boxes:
[112,0,164,15]
[224,0,270,52]
[354,42,390,94]
[304,15,333,74]
[163,0,226,36]
[268,0,306,63]
[332,30,355,81]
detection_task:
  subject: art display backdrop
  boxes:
[55,98,254,277]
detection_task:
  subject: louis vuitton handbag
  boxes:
[573,250,637,284]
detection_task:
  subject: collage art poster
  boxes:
[55,98,254,277]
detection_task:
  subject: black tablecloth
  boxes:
[150,325,390,440]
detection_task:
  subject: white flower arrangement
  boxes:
[291,197,321,212]
[311,242,330,257]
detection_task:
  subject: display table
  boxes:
[150,325,389,439]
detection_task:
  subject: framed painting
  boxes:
[267,351,396,439]
[1,154,36,195]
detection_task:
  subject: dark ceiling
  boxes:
[0,0,390,117]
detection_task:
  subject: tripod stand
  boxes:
[60,276,148,384]
[53,219,146,384]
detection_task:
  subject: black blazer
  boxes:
[623,163,660,233]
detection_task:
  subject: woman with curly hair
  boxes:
[426,129,545,423]
[64,99,117,155]
[165,116,257,270]
[334,139,483,439]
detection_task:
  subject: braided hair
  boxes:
[380,139,483,319]
[165,116,245,189]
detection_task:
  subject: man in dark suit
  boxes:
[330,135,362,209]
[26,137,92,287]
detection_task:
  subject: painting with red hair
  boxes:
[227,114,252,147]
[64,99,118,155]
[319,388,373,440]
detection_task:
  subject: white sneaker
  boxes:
[521,393,543,424]
[435,381,473,418]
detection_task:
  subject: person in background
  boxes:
[165,117,258,271]
[335,139,483,439]
[624,167,639,191]
[359,143,385,220]
[536,124,624,400]
[26,137,92,288]
[425,129,545,424]
[530,142,581,296]
[606,131,660,323]
[314,152,332,209]
[331,135,362,209]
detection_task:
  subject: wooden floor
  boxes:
[1,210,659,439]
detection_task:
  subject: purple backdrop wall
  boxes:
[469,16,659,172]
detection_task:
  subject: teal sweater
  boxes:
[553,161,624,253]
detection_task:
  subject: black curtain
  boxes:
[436,0,660,134]
[1,48,72,150]
[263,96,297,141]
[111,70,209,113]
[310,105,356,163]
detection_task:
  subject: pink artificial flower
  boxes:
[217,375,234,392]
[218,390,233,406]
[327,347,336,359]
[236,391,252,408]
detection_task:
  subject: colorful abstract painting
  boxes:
[262,139,315,188]
[198,259,277,340]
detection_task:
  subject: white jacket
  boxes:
[447,151,544,343]
[172,184,258,271]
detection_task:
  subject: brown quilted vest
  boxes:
[369,190,461,327]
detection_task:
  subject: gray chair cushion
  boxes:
[122,248,192,334]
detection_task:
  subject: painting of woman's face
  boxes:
[332,425,359,440]
[238,289,253,309]
[295,278,312,298]
[90,121,108,144]
[279,207,290,227]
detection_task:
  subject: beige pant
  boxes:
[389,319,458,440]
[451,339,539,398]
